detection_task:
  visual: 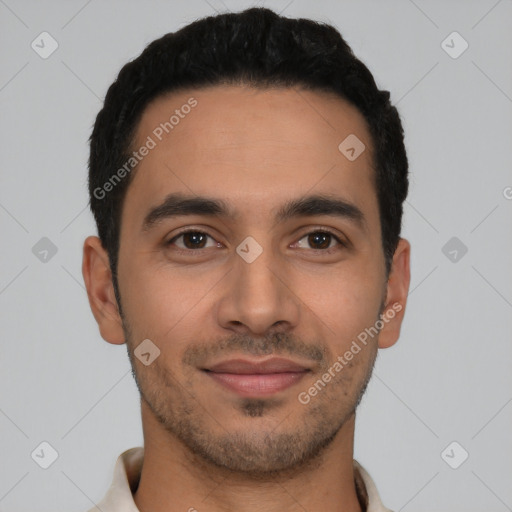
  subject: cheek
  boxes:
[291,262,383,341]
[118,257,222,344]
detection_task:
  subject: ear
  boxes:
[378,238,411,349]
[82,235,125,345]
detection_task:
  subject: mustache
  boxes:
[182,331,327,368]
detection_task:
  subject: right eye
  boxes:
[166,230,220,251]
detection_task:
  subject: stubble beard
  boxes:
[123,321,379,479]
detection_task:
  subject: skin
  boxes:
[82,85,410,512]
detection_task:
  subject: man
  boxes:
[82,6,410,512]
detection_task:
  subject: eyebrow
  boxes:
[142,192,366,232]
[275,194,365,230]
[142,193,234,231]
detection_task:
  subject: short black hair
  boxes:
[88,6,408,308]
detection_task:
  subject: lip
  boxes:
[202,357,311,397]
[205,357,310,374]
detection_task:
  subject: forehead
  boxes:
[122,85,377,228]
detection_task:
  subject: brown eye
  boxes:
[167,231,217,250]
[182,232,207,249]
[307,232,331,249]
[296,231,342,251]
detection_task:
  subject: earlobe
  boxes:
[378,238,411,349]
[82,236,126,345]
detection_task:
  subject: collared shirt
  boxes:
[87,447,394,512]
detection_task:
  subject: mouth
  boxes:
[201,357,311,398]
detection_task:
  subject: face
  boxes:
[83,85,410,477]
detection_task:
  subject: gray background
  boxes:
[1,0,511,511]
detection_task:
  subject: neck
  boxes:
[133,401,363,512]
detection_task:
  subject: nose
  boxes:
[216,245,300,336]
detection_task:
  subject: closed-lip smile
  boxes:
[202,357,311,397]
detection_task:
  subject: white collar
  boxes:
[88,447,394,512]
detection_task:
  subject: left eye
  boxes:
[295,231,342,250]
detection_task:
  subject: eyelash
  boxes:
[165,228,347,255]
